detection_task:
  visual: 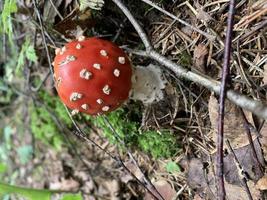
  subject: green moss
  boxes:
[31,90,179,158]
[138,130,178,158]
[87,107,179,158]
[178,51,192,68]
[30,91,72,150]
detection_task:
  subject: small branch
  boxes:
[32,0,54,79]
[226,140,254,200]
[216,1,235,199]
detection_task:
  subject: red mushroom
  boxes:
[53,36,132,115]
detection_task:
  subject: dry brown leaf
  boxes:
[54,9,95,38]
[144,180,176,200]
[104,180,120,200]
[223,140,264,183]
[186,158,262,200]
[195,2,212,23]
[208,94,256,149]
[193,44,208,74]
[49,178,80,191]
[262,63,267,85]
[256,176,267,190]
[225,181,261,200]
[259,121,267,161]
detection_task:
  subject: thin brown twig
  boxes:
[216,1,235,199]
[225,140,253,200]
[32,0,54,79]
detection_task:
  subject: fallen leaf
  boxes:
[105,180,120,200]
[223,140,264,184]
[262,64,267,85]
[193,44,208,74]
[49,178,80,191]
[186,158,262,200]
[144,180,176,200]
[256,176,267,190]
[208,94,256,149]
[195,2,213,23]
[259,122,267,161]
[54,9,95,38]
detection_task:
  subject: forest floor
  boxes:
[0,0,267,199]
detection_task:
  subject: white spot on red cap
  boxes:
[96,99,103,104]
[102,106,110,112]
[55,48,61,55]
[93,63,101,70]
[67,55,76,61]
[78,36,85,42]
[118,56,125,64]
[100,50,108,56]
[56,77,62,88]
[80,69,92,80]
[76,43,82,49]
[113,69,120,77]
[81,104,89,110]
[59,55,76,66]
[71,109,79,116]
[60,46,67,55]
[70,92,83,101]
[102,85,111,95]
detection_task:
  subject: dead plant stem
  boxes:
[216,1,235,199]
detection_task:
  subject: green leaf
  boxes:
[0,182,52,200]
[61,193,83,200]
[16,145,33,165]
[1,0,17,45]
[0,163,7,174]
[165,161,181,174]
[4,126,12,150]
[25,45,38,62]
[16,38,38,72]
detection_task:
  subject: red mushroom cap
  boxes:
[53,37,132,115]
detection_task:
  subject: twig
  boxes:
[239,108,264,175]
[216,1,235,199]
[32,0,54,79]
[112,0,267,120]
[226,140,253,200]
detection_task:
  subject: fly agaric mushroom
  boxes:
[53,37,132,115]
[53,37,166,116]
